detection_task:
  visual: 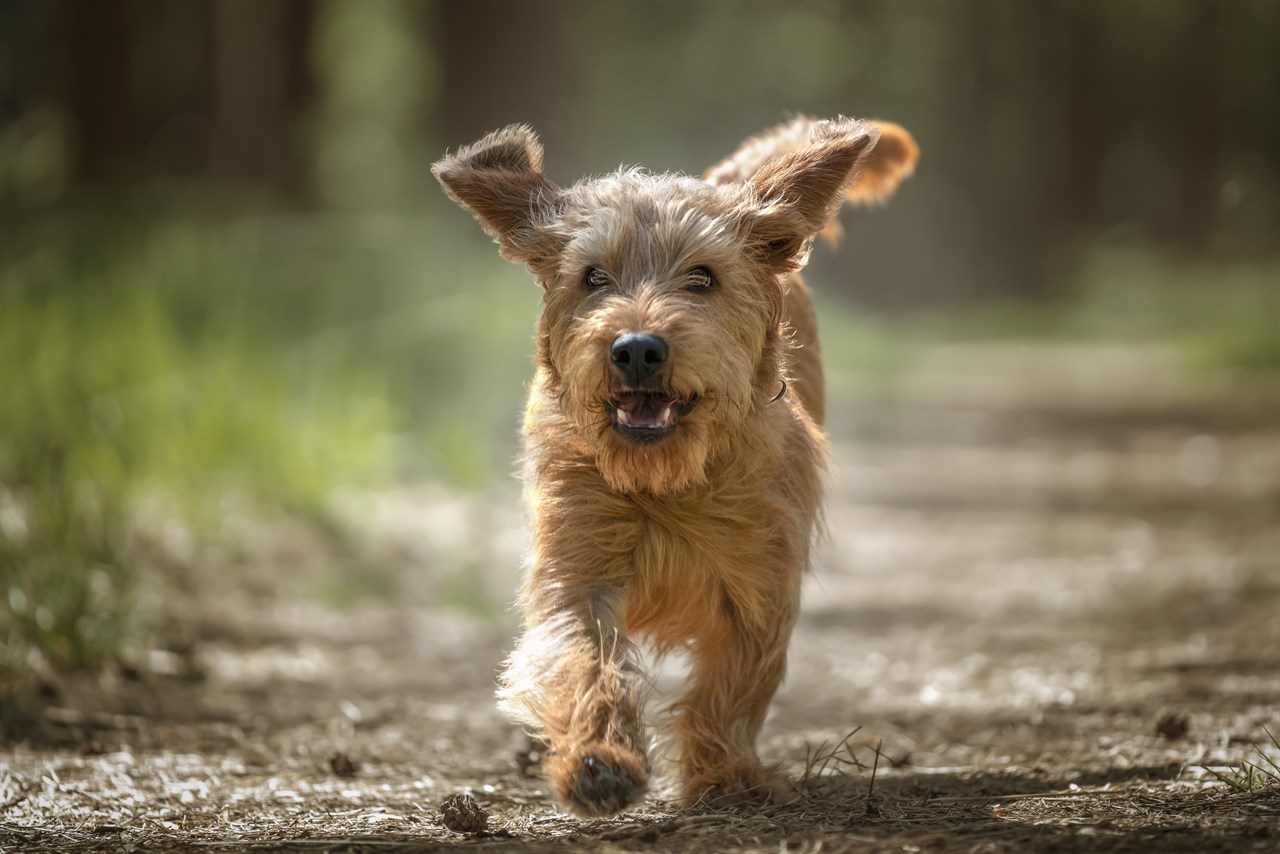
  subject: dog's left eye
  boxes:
[583,266,611,290]
[686,267,715,291]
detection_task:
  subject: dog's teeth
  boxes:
[617,409,631,426]
[659,405,672,426]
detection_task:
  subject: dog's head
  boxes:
[433,119,913,494]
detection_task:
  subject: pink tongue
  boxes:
[618,393,666,414]
[616,393,672,427]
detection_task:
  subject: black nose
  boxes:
[611,332,668,385]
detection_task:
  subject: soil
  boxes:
[3,345,1279,852]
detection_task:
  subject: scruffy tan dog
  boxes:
[433,116,917,816]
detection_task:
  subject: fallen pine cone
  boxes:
[329,752,358,777]
[440,792,489,834]
[1155,711,1189,740]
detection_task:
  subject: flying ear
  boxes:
[843,120,919,206]
[746,118,878,270]
[432,125,563,265]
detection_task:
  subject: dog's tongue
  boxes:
[615,392,674,429]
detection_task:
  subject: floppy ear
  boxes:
[844,120,919,206]
[746,118,878,270]
[432,125,563,265]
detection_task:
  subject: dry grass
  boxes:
[3,754,1276,854]
[4,662,1277,854]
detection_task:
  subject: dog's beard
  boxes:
[548,369,710,493]
[592,406,714,494]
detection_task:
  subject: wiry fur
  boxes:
[433,115,916,816]
[705,115,920,247]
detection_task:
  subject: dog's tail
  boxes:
[704,115,918,245]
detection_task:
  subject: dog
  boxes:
[433,115,917,816]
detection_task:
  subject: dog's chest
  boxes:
[621,489,801,639]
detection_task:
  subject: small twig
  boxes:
[800,739,828,786]
[0,823,36,841]
[865,738,883,815]
[817,742,839,778]
[801,726,867,785]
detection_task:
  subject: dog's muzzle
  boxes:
[609,392,698,444]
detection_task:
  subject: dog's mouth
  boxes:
[608,391,699,443]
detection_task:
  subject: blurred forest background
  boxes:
[1,0,1277,679]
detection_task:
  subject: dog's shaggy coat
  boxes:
[433,116,917,816]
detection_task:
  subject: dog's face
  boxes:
[535,172,801,496]
[434,121,889,493]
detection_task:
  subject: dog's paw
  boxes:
[569,754,640,815]
[685,759,785,812]
[546,743,648,817]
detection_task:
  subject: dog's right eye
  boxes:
[686,266,715,291]
[583,267,610,290]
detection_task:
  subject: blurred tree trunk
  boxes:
[1169,0,1222,251]
[1005,0,1107,294]
[210,0,316,201]
[279,0,317,201]
[61,0,315,198]
[66,0,141,182]
[430,0,576,156]
[1052,0,1105,237]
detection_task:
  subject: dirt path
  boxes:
[3,359,1278,852]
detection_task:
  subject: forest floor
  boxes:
[3,343,1279,853]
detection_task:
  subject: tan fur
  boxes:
[706,115,919,247]
[433,115,916,816]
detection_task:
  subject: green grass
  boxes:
[1201,727,1280,792]
[957,248,1280,372]
[0,209,537,672]
[816,246,1280,388]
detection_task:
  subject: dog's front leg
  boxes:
[499,587,649,816]
[673,602,796,807]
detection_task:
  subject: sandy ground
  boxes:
[3,346,1279,852]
